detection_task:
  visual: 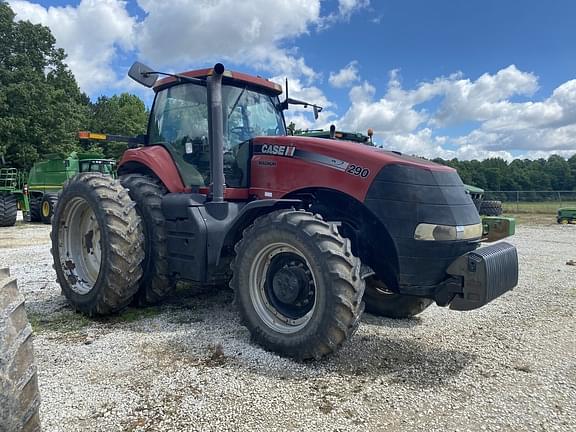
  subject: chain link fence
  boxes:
[484,191,576,214]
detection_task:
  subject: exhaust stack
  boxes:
[208,63,225,203]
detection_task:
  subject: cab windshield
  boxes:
[79,161,115,175]
[149,82,285,187]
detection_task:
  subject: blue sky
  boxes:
[8,0,576,160]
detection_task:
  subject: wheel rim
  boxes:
[42,201,50,217]
[561,219,568,224]
[249,242,317,334]
[58,197,102,295]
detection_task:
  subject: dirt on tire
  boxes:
[51,173,145,316]
[231,210,365,360]
[0,268,41,432]
[120,174,174,305]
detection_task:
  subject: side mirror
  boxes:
[313,105,322,120]
[128,62,158,88]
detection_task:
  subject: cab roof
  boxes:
[154,67,283,96]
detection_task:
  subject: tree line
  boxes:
[0,2,147,170]
[1,2,575,192]
[433,155,576,192]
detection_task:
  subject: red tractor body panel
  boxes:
[249,136,455,201]
[119,146,187,192]
[154,68,283,95]
[119,136,456,202]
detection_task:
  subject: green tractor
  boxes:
[0,168,30,227]
[27,152,116,224]
[557,208,576,224]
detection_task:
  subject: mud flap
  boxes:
[446,242,518,311]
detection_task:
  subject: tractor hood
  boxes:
[250,135,456,203]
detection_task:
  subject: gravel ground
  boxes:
[0,218,575,432]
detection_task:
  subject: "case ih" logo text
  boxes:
[260,144,296,157]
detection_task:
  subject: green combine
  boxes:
[27,152,116,223]
[0,168,30,227]
[0,152,116,227]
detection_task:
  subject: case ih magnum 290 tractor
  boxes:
[50,63,518,360]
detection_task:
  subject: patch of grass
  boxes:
[503,213,556,225]
[28,306,163,335]
[28,311,91,334]
[503,201,576,215]
[106,306,162,323]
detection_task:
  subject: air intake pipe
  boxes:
[208,63,225,203]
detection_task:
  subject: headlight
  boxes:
[414,223,482,241]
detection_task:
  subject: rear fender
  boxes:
[118,146,186,192]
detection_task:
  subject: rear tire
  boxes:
[40,193,58,224]
[29,196,41,222]
[0,193,17,227]
[231,210,365,360]
[51,173,144,316]
[120,174,173,305]
[364,277,432,319]
[0,268,41,432]
[479,200,503,216]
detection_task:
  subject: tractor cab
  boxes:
[148,69,287,189]
[76,153,116,177]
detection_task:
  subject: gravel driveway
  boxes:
[0,221,574,432]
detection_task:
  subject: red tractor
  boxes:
[50,63,518,360]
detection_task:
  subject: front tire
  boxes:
[231,210,365,360]
[0,193,17,227]
[120,174,173,305]
[364,277,432,319]
[0,268,41,432]
[51,173,144,316]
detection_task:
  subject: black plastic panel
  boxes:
[365,164,481,287]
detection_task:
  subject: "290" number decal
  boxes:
[346,164,370,178]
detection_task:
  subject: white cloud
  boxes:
[329,61,359,88]
[338,0,370,19]
[270,75,336,131]
[9,0,136,94]
[6,1,576,160]
[135,0,322,82]
[432,65,539,126]
[8,0,329,94]
[339,77,426,134]
[334,66,576,160]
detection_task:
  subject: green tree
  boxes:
[545,155,571,190]
[0,2,90,170]
[89,93,148,159]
